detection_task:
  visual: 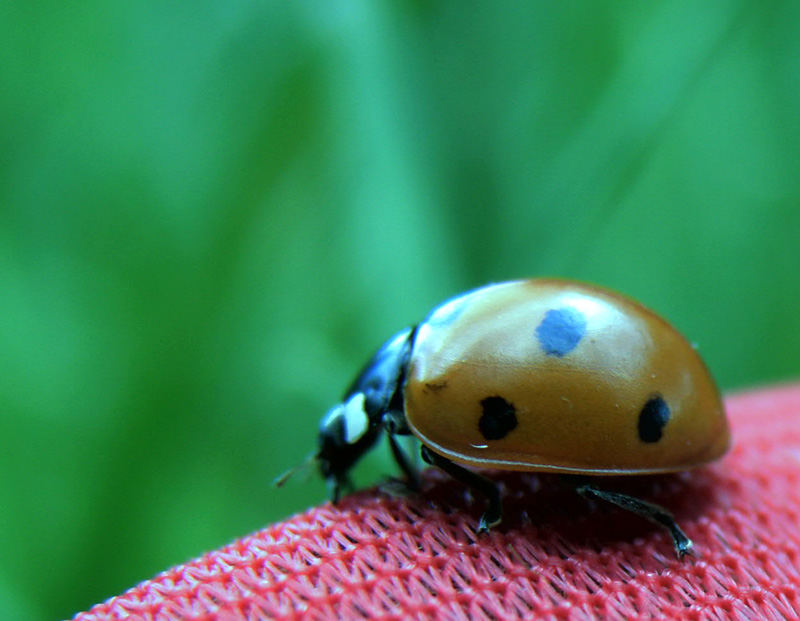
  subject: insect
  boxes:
[288,279,730,558]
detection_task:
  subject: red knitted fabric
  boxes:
[74,385,800,620]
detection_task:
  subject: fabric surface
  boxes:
[73,385,800,620]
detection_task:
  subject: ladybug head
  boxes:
[316,392,381,503]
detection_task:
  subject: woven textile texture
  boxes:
[74,385,800,620]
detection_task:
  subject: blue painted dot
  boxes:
[535,307,587,357]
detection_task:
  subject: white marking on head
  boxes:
[341,392,369,444]
[320,404,343,432]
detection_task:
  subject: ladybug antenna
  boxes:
[273,452,317,488]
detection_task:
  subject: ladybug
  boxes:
[307,279,729,557]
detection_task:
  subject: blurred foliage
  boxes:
[1,1,799,618]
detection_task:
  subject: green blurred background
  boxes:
[2,2,799,618]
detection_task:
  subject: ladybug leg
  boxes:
[575,484,693,559]
[387,434,421,491]
[420,445,502,533]
[382,410,421,491]
[328,474,354,504]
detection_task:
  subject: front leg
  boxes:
[420,445,502,532]
[327,473,354,505]
[382,410,421,491]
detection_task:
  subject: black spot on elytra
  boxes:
[638,395,670,443]
[535,307,587,357]
[479,396,518,440]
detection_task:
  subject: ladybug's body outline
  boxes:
[313,279,730,558]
